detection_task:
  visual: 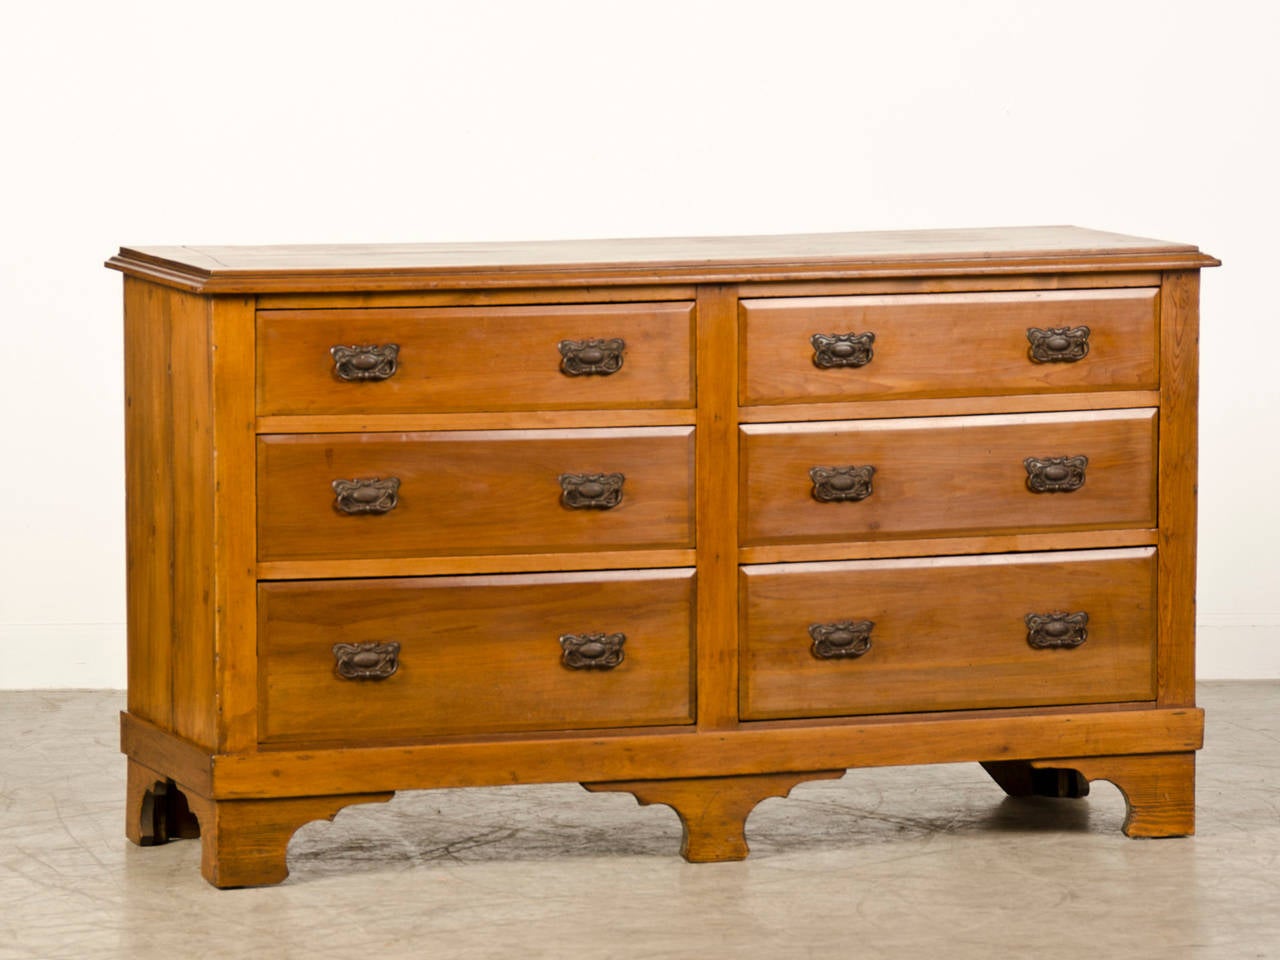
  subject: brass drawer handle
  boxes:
[333,641,400,680]
[560,632,625,670]
[1026,326,1090,363]
[809,620,874,660]
[811,332,875,369]
[332,477,401,514]
[330,343,400,381]
[559,338,625,376]
[559,472,624,509]
[1026,611,1089,649]
[1024,455,1087,493]
[810,465,875,502]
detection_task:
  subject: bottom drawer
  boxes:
[740,547,1156,720]
[259,568,695,745]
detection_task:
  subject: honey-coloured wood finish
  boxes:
[1027,753,1196,837]
[741,288,1158,405]
[257,301,694,415]
[740,548,1157,720]
[111,228,1214,886]
[583,771,845,862]
[740,408,1156,545]
[257,569,696,744]
[257,426,694,560]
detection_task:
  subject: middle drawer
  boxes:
[258,426,694,561]
[741,409,1155,545]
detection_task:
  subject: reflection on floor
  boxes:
[2,683,1277,959]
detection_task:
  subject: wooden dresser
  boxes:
[108,227,1217,887]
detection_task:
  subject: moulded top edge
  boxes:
[105,226,1220,294]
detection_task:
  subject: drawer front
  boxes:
[740,409,1155,546]
[258,301,694,414]
[259,569,695,744]
[740,288,1157,405]
[258,427,694,561]
[741,548,1156,720]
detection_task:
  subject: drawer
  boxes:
[259,569,696,745]
[258,426,694,561]
[740,548,1156,720]
[740,288,1157,405]
[258,301,694,415]
[740,408,1155,546]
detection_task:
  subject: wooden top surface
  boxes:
[106,226,1218,293]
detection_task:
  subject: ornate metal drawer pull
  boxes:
[559,472,624,509]
[810,465,875,503]
[559,338,625,376]
[330,343,400,381]
[809,620,874,660]
[333,641,401,680]
[1024,455,1087,493]
[811,332,875,369]
[1025,611,1089,649]
[332,476,401,514]
[1027,326,1090,363]
[560,632,625,670]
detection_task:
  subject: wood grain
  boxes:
[257,569,695,744]
[257,408,696,434]
[256,284,698,310]
[107,226,1219,294]
[257,426,695,561]
[257,302,694,415]
[738,271,1164,299]
[583,771,844,862]
[195,705,1203,799]
[695,286,740,729]
[740,409,1157,545]
[119,710,213,797]
[184,791,394,888]
[123,279,174,729]
[1157,271,1200,706]
[742,288,1158,404]
[211,296,259,753]
[1030,752,1195,837]
[740,548,1157,720]
[739,528,1157,565]
[738,390,1161,424]
[257,549,697,580]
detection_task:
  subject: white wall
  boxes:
[1,0,1275,687]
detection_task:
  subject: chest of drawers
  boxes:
[109,227,1217,887]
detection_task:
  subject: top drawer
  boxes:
[258,301,695,415]
[740,288,1157,405]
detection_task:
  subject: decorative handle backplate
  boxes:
[1025,611,1089,649]
[1024,455,1087,493]
[330,344,400,381]
[812,332,875,369]
[810,465,875,502]
[1027,326,1090,363]
[333,641,401,680]
[559,472,624,509]
[559,338,625,376]
[332,477,401,514]
[560,632,625,669]
[809,620,874,660]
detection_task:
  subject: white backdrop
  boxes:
[1,0,1275,686]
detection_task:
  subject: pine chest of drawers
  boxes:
[109,227,1217,887]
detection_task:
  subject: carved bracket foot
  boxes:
[583,770,844,863]
[181,791,394,888]
[982,753,1195,838]
[126,759,201,847]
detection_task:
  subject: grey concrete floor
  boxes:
[1,683,1277,959]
